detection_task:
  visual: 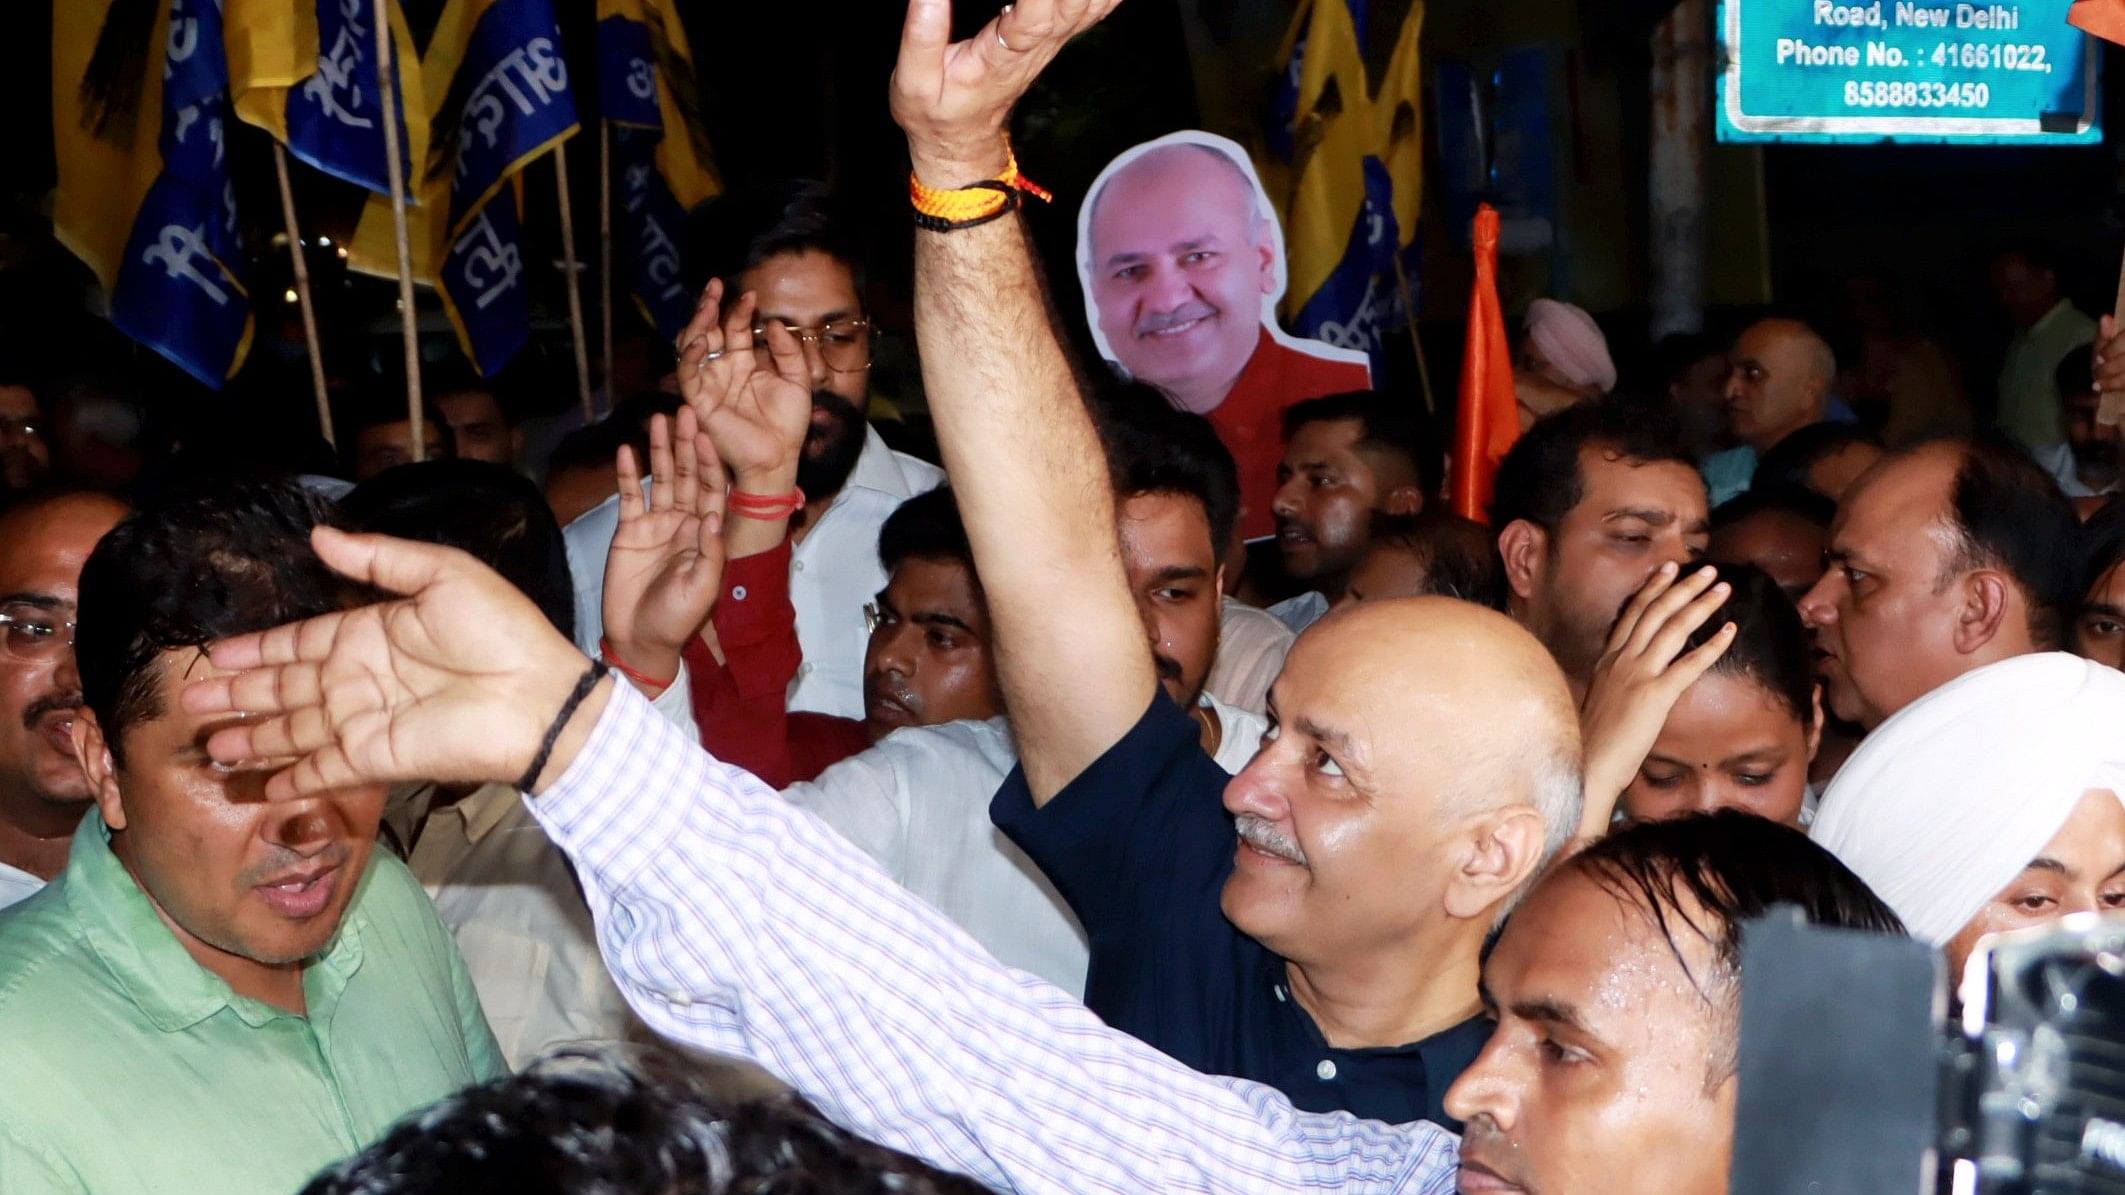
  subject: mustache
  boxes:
[864,673,919,710]
[235,840,352,890]
[1456,1119,1531,1192]
[809,389,862,427]
[23,692,80,731]
[1274,514,1314,539]
[1235,813,1307,866]
[1153,653,1183,683]
[1134,300,1217,337]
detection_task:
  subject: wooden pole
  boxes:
[2104,256,2125,430]
[272,145,337,447]
[372,0,424,460]
[598,121,614,419]
[554,142,596,423]
[1392,253,1435,417]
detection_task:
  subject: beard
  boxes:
[796,390,868,500]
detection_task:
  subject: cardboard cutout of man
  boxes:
[1078,132,1370,542]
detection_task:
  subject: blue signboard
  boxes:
[1716,0,2102,144]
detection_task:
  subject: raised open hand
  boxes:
[889,0,1126,185]
[1575,562,1738,839]
[182,528,595,801]
[602,406,729,690]
[675,279,812,490]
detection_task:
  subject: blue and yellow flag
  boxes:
[348,0,580,376]
[54,0,253,389]
[1274,0,1424,381]
[597,0,721,340]
[225,0,424,197]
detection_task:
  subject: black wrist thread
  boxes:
[518,661,610,793]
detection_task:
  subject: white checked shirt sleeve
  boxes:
[528,683,1461,1195]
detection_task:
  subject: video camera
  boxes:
[1733,910,2125,1194]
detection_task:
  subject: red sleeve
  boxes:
[685,541,866,787]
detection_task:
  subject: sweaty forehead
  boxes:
[1117,491,1216,574]
[1832,451,1954,554]
[0,384,37,418]
[0,497,125,593]
[1489,868,1726,1038]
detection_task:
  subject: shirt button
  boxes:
[731,585,748,601]
[1316,1059,1338,1081]
[798,663,813,677]
[667,992,693,1008]
[793,560,806,573]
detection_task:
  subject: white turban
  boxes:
[1810,653,2125,946]
[1523,299,1617,393]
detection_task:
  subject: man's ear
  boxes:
[1498,519,1548,605]
[1950,570,2013,656]
[1381,484,1424,517]
[1805,685,1825,763]
[1256,227,1279,297]
[1443,806,1549,921]
[71,710,127,832]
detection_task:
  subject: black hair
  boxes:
[2057,343,2097,404]
[546,423,632,486]
[1711,482,1836,534]
[76,479,383,764]
[1688,562,1816,730]
[1991,240,2067,279]
[1561,811,1905,1079]
[1938,436,2082,650]
[1280,390,1446,497]
[300,1048,990,1195]
[1751,422,1882,495]
[2079,495,2125,610]
[336,394,456,472]
[1092,383,1241,555]
[681,180,864,299]
[877,486,975,578]
[1490,394,1696,533]
[1366,509,1506,610]
[341,460,574,641]
[1651,331,1727,387]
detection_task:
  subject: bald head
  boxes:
[1082,139,1280,413]
[1222,595,1583,977]
[1285,597,1583,857]
[1724,319,1836,454]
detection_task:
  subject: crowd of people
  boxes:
[1,0,2123,1191]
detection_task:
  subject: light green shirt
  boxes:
[0,815,507,1194]
[1997,299,2095,450]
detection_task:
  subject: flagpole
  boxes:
[372,0,425,462]
[598,121,614,420]
[1391,255,1435,417]
[553,142,596,424]
[272,145,337,448]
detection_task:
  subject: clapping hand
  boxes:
[674,280,812,494]
[601,406,728,692]
[1575,562,1737,840]
[182,529,596,800]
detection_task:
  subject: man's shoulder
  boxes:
[1255,331,1372,390]
[874,716,1017,776]
[1221,597,1298,646]
[343,851,456,957]
[0,882,118,1040]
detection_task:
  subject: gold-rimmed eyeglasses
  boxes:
[752,318,873,374]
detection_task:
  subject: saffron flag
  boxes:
[2068,0,2125,45]
[1450,204,1516,521]
[348,0,580,375]
[1274,0,1425,381]
[54,0,253,389]
[597,0,721,340]
[225,0,424,197]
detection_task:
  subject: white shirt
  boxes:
[392,673,700,1069]
[1211,597,1296,715]
[530,681,1462,1194]
[0,860,43,912]
[782,695,1266,997]
[1267,590,1330,635]
[564,425,944,719]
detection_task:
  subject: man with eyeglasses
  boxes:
[0,490,126,910]
[565,180,942,720]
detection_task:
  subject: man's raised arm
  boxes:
[889,0,1154,801]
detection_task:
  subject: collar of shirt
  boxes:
[428,782,522,847]
[64,813,366,1032]
[0,856,43,911]
[835,423,934,508]
[2029,298,2081,339]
